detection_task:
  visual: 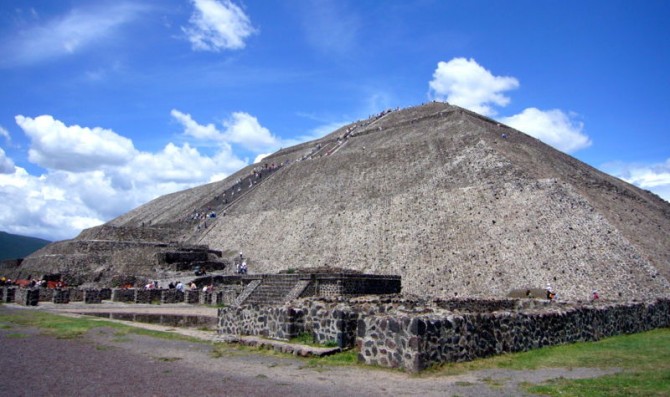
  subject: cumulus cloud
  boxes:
[428,58,592,154]
[183,0,256,52]
[222,112,279,151]
[0,168,106,240]
[254,153,270,164]
[171,109,280,152]
[170,109,223,141]
[499,108,592,153]
[1,113,251,240]
[602,159,670,202]
[429,57,519,116]
[0,147,15,174]
[15,115,136,172]
[0,3,147,67]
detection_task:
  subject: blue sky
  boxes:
[1,0,669,241]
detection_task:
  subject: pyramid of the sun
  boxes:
[17,102,670,300]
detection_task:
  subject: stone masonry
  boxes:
[218,296,670,372]
[15,288,39,306]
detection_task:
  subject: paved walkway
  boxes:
[11,301,340,357]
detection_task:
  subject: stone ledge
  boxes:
[217,334,342,357]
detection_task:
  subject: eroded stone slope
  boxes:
[18,102,670,299]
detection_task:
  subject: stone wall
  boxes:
[218,305,305,340]
[52,289,70,304]
[134,289,162,304]
[218,297,670,371]
[38,288,54,302]
[161,289,185,304]
[357,298,670,371]
[100,288,112,300]
[218,299,360,347]
[83,289,102,304]
[301,301,358,347]
[185,290,200,304]
[70,289,84,302]
[2,287,16,303]
[112,288,135,303]
[15,288,39,306]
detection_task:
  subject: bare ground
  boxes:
[0,304,619,397]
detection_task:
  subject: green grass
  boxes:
[5,332,28,338]
[289,331,314,345]
[289,331,338,348]
[308,349,359,366]
[0,310,202,342]
[427,328,670,396]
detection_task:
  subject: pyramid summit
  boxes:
[13,102,670,300]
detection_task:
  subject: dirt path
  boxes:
[0,305,618,396]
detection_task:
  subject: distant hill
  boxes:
[0,231,51,260]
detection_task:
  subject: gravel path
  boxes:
[0,305,619,396]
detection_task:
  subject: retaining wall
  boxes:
[52,289,70,304]
[83,289,102,304]
[2,287,16,303]
[357,298,670,371]
[218,297,670,371]
[161,289,185,304]
[15,288,39,306]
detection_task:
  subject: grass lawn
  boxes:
[429,328,670,396]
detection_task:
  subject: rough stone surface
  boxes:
[218,296,670,372]
[12,102,670,300]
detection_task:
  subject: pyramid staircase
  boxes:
[234,276,311,306]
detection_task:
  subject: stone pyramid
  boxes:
[16,102,670,300]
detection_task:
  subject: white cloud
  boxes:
[0,167,105,240]
[0,147,16,174]
[171,109,223,141]
[499,108,592,153]
[254,153,270,164]
[602,159,670,202]
[427,58,592,154]
[2,113,251,241]
[183,0,256,52]
[222,112,279,151]
[0,3,147,67]
[15,115,137,172]
[429,57,519,116]
[0,126,10,142]
[171,109,281,152]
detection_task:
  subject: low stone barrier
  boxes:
[134,289,162,304]
[70,289,84,302]
[37,288,54,302]
[83,289,102,304]
[218,297,670,371]
[219,300,359,347]
[112,288,135,303]
[161,289,184,304]
[357,298,670,371]
[15,288,39,306]
[214,287,239,306]
[200,291,213,305]
[219,305,304,340]
[99,288,112,300]
[2,287,16,303]
[185,290,200,304]
[52,289,70,304]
